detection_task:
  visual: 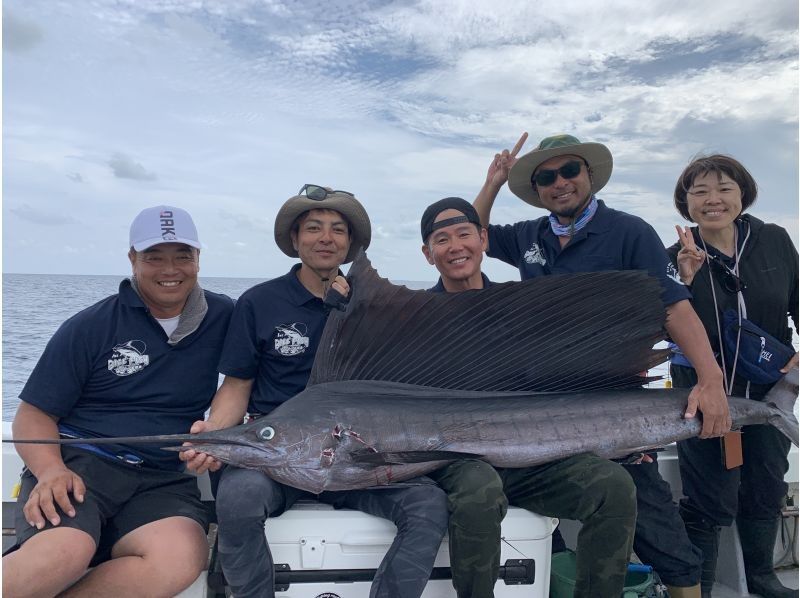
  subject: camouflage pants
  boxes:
[499,454,637,598]
[429,460,508,598]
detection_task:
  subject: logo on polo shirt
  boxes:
[524,242,546,266]
[107,340,150,376]
[275,323,310,356]
[666,262,685,285]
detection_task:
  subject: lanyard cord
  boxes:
[698,221,751,397]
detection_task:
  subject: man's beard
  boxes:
[553,194,592,220]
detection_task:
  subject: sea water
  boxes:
[2,273,432,421]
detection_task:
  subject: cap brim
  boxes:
[274,194,372,264]
[508,143,613,208]
[132,238,203,251]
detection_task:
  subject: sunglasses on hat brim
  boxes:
[299,184,355,201]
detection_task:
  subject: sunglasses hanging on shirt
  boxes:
[706,254,746,293]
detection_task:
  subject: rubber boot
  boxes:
[680,504,720,597]
[665,584,702,597]
[736,515,795,598]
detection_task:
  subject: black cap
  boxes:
[420,197,482,242]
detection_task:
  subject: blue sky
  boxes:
[3,0,798,282]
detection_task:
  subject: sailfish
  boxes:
[7,251,798,493]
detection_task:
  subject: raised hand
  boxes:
[486,132,528,189]
[675,225,705,285]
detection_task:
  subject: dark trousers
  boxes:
[678,424,791,525]
[671,363,792,530]
[215,466,448,598]
[623,455,703,587]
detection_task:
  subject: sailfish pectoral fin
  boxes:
[351,449,483,465]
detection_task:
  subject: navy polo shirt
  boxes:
[487,199,689,306]
[428,272,494,293]
[218,264,328,415]
[20,280,234,471]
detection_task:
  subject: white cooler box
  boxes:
[231,501,557,598]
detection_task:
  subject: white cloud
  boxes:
[2,0,796,281]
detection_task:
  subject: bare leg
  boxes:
[2,527,95,598]
[60,517,207,598]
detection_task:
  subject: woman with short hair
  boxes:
[668,154,798,597]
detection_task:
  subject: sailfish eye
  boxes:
[258,426,275,441]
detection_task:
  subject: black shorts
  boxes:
[13,446,209,565]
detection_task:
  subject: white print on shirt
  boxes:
[666,262,685,285]
[524,242,547,266]
[274,323,310,356]
[107,340,150,376]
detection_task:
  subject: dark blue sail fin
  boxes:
[309,249,669,391]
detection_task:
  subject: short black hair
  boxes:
[420,197,482,242]
[674,154,757,221]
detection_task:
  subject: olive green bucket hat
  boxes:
[274,185,372,264]
[508,134,613,208]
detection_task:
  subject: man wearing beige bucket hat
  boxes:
[473,134,731,598]
[181,185,448,598]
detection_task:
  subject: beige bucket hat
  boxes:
[274,185,371,264]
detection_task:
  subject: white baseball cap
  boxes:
[129,205,202,251]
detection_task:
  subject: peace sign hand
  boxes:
[486,132,528,189]
[675,225,705,285]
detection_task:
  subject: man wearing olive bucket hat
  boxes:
[180,185,448,598]
[473,134,732,598]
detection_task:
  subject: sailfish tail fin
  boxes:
[310,249,670,392]
[766,368,799,446]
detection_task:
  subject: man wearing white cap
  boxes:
[473,134,730,597]
[182,185,448,598]
[4,206,234,597]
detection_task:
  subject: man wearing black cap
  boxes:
[472,134,727,597]
[420,197,637,598]
[182,186,448,598]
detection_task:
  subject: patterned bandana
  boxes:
[548,195,598,237]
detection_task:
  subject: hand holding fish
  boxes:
[780,355,799,374]
[331,275,350,298]
[180,420,224,474]
[684,379,731,438]
[485,132,528,190]
[324,275,351,312]
[675,225,705,285]
[23,465,85,530]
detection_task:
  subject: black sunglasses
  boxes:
[707,254,746,293]
[532,160,583,188]
[299,184,355,201]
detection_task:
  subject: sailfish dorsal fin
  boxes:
[309,250,669,392]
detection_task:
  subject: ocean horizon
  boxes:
[2,273,677,422]
[2,273,435,420]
